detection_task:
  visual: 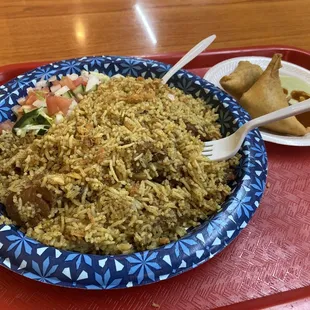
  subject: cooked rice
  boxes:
[0,77,238,254]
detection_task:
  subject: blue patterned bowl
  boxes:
[0,56,267,289]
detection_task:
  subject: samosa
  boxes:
[239,54,307,136]
[220,61,263,100]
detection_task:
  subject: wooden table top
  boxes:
[1,0,309,66]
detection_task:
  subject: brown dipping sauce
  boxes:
[291,90,310,127]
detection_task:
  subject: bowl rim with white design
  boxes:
[0,55,267,289]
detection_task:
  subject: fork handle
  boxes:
[161,35,216,84]
[245,98,310,132]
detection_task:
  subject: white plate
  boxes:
[204,56,310,146]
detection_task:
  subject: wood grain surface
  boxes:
[0,0,309,66]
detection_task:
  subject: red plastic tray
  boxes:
[0,45,310,310]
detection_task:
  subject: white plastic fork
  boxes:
[203,98,310,161]
[161,35,216,84]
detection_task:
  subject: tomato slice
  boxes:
[73,77,85,87]
[46,95,72,116]
[52,80,61,86]
[60,77,76,90]
[0,120,14,133]
[24,93,37,105]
